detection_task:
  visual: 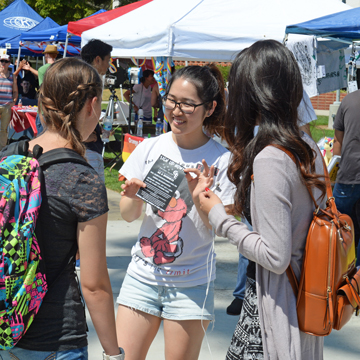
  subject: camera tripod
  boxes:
[102,86,129,169]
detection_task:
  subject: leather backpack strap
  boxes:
[269,144,333,298]
[286,266,299,296]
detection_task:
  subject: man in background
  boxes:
[0,54,18,149]
[81,39,113,182]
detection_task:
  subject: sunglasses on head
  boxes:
[0,60,10,64]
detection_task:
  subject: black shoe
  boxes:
[226,298,243,316]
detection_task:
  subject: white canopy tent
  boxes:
[81,0,350,62]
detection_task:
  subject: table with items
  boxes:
[10,105,38,138]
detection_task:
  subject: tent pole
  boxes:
[63,33,70,58]
[16,45,22,69]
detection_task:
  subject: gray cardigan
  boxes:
[209,136,325,360]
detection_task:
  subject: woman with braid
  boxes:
[0,58,123,360]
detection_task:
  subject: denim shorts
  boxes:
[0,346,87,360]
[117,274,214,321]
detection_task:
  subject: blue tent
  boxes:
[0,17,59,56]
[0,0,43,41]
[286,7,360,42]
[20,9,106,45]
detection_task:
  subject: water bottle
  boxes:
[155,118,163,136]
[137,109,143,137]
[18,95,22,108]
[102,115,113,143]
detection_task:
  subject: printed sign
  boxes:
[136,155,185,211]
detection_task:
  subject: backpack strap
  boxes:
[38,148,91,169]
[269,144,334,298]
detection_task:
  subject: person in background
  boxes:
[0,54,18,149]
[17,59,39,93]
[22,45,59,136]
[116,64,235,360]
[22,45,58,86]
[18,77,37,100]
[196,40,326,360]
[151,82,163,121]
[81,38,113,182]
[333,89,360,267]
[124,69,155,122]
[0,57,124,360]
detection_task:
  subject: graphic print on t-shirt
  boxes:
[138,178,194,265]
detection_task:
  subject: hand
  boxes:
[199,189,222,216]
[184,159,214,201]
[133,105,139,114]
[120,178,146,199]
[22,63,31,71]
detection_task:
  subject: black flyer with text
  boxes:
[136,155,185,212]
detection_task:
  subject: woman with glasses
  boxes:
[0,54,18,149]
[116,65,235,360]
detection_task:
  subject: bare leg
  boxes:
[116,305,162,360]
[164,319,210,360]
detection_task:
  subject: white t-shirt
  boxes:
[119,132,235,287]
[132,83,152,118]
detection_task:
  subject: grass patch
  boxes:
[310,115,334,143]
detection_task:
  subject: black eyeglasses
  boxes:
[162,96,206,115]
[0,60,10,64]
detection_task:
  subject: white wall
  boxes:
[346,0,360,7]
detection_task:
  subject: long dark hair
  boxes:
[166,64,226,137]
[224,40,326,216]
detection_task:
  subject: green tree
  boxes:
[0,0,113,25]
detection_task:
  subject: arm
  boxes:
[12,76,18,104]
[333,129,343,156]
[119,178,146,222]
[200,151,294,274]
[151,83,159,108]
[124,89,139,114]
[13,60,25,77]
[77,213,120,357]
[22,63,38,78]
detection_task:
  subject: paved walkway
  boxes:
[84,189,360,360]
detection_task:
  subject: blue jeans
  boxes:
[233,253,248,300]
[333,183,360,266]
[0,346,87,360]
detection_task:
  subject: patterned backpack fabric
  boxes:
[0,141,90,349]
[0,149,46,350]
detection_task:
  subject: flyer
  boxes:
[136,155,185,211]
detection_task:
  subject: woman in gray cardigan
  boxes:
[189,40,327,360]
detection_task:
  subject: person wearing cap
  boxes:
[0,54,18,149]
[21,45,58,88]
[38,45,59,86]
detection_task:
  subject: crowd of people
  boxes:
[0,37,358,360]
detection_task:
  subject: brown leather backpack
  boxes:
[273,145,360,336]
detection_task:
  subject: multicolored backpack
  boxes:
[0,142,45,349]
[0,141,90,349]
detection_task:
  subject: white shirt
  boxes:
[132,83,152,118]
[119,132,235,287]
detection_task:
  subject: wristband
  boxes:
[102,347,125,360]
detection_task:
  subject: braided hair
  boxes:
[38,57,103,157]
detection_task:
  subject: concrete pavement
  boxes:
[83,189,360,360]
